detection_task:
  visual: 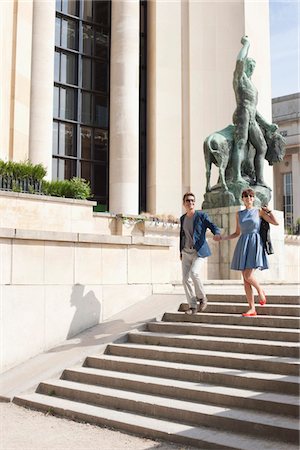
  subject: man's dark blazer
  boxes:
[180,210,220,258]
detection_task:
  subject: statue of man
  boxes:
[231,36,277,185]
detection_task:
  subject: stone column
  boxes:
[0,0,34,162]
[147,0,182,217]
[109,0,140,215]
[29,0,56,178]
[0,0,15,161]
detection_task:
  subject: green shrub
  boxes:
[31,163,47,181]
[0,160,91,200]
[41,178,91,200]
[0,160,46,181]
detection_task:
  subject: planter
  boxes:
[115,214,180,238]
[143,220,180,237]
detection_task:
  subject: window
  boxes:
[283,172,293,231]
[53,0,111,209]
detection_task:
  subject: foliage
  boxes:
[0,160,46,181]
[41,178,92,200]
[0,160,91,200]
[285,219,300,236]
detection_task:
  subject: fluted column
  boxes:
[109,0,140,214]
[29,0,56,178]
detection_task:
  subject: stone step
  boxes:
[62,366,299,417]
[128,330,300,358]
[11,290,300,449]
[164,312,300,329]
[104,343,299,376]
[13,393,298,450]
[34,379,299,443]
[179,303,300,317]
[85,354,300,395]
[148,321,300,342]
[206,294,300,305]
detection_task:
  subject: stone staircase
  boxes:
[14,294,300,450]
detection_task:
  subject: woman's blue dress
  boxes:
[231,208,268,271]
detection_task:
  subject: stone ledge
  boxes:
[0,190,97,206]
[15,229,78,242]
[0,227,16,238]
[78,233,131,245]
[132,236,173,247]
[0,228,173,247]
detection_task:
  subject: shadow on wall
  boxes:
[66,284,101,340]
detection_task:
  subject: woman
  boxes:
[220,189,279,316]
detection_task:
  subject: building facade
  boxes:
[272,93,300,232]
[0,0,273,217]
[2,1,298,374]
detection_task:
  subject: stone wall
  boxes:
[0,192,183,373]
[0,225,183,374]
[0,192,297,373]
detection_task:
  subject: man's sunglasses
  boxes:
[185,199,195,203]
[242,194,254,198]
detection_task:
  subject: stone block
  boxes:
[0,285,44,373]
[102,284,151,320]
[44,284,102,346]
[207,262,220,280]
[12,239,44,284]
[78,233,130,245]
[229,269,242,281]
[207,235,219,263]
[128,245,152,284]
[44,242,74,284]
[15,228,78,242]
[150,247,171,283]
[75,243,102,285]
[0,228,15,238]
[101,245,127,284]
[0,238,12,285]
[115,220,144,236]
[220,240,230,264]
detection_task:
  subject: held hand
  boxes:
[213,235,222,242]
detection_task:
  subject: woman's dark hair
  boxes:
[241,188,255,198]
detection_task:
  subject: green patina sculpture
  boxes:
[203,36,285,209]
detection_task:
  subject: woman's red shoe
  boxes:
[242,311,257,317]
[259,292,267,306]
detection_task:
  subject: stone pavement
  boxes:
[1,401,197,450]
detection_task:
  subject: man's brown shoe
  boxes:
[198,298,208,312]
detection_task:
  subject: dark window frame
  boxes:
[53,0,111,209]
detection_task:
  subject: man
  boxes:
[232,36,277,185]
[180,192,221,315]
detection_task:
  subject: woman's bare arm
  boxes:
[260,207,279,226]
[220,212,241,241]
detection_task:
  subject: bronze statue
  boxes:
[203,36,285,209]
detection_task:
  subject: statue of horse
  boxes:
[204,124,285,192]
